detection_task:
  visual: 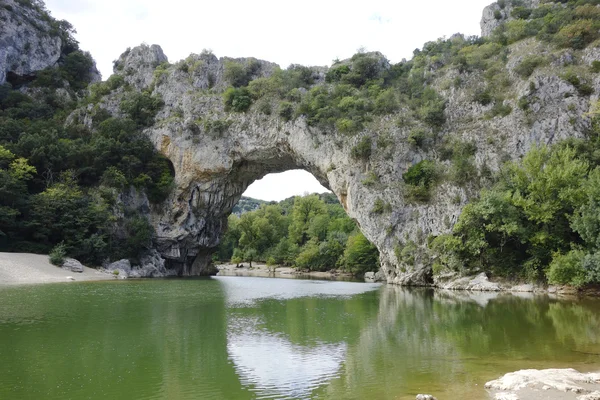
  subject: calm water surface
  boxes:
[0,277,599,399]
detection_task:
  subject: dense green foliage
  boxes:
[217,193,379,275]
[0,3,174,265]
[431,114,600,286]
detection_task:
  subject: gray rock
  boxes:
[436,272,501,291]
[71,1,600,283]
[416,395,437,400]
[62,258,84,273]
[0,0,63,84]
[106,259,132,271]
[485,369,600,399]
[364,272,376,281]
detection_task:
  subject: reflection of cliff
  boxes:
[0,280,250,400]
[322,288,600,400]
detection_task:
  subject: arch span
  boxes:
[88,45,471,286]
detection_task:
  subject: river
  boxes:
[0,277,599,399]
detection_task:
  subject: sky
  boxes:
[43,0,494,201]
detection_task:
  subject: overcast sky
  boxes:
[43,0,493,201]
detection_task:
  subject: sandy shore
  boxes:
[216,262,356,280]
[0,252,115,285]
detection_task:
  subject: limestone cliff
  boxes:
[6,0,599,283]
[0,0,100,86]
[79,17,599,282]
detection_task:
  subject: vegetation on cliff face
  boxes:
[3,0,600,284]
[0,2,174,265]
[216,193,379,275]
[431,111,600,287]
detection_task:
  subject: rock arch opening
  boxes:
[154,147,341,276]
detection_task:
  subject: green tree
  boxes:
[288,195,327,246]
[342,232,379,275]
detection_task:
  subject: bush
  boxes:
[120,92,164,127]
[547,250,586,286]
[403,160,437,187]
[473,88,493,105]
[278,102,294,121]
[223,87,252,112]
[325,65,350,83]
[515,55,546,78]
[555,19,600,49]
[342,232,379,275]
[223,60,260,87]
[408,128,427,148]
[49,242,67,266]
[351,137,372,160]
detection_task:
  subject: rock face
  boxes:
[0,0,63,84]
[485,369,600,400]
[55,1,599,279]
[480,0,541,38]
[82,29,599,279]
[102,250,179,278]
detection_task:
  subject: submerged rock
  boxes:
[485,368,600,399]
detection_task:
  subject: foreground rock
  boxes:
[485,369,600,400]
[62,258,84,273]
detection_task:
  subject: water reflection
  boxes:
[218,276,381,399]
[228,319,346,399]
[0,279,599,400]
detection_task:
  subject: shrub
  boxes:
[342,232,379,275]
[279,101,294,121]
[547,250,586,286]
[511,6,532,19]
[403,160,437,187]
[371,198,391,214]
[325,65,350,83]
[556,20,600,49]
[49,242,67,266]
[337,118,358,133]
[473,88,493,105]
[223,60,260,87]
[591,61,600,73]
[487,101,512,118]
[223,87,252,112]
[120,92,164,127]
[351,137,372,160]
[515,55,546,78]
[408,128,427,148]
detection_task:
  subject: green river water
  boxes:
[0,276,599,399]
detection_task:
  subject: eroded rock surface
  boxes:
[485,369,600,399]
[60,0,600,279]
[0,0,62,84]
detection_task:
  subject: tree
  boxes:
[288,195,327,246]
[343,233,379,275]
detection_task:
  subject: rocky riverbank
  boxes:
[216,263,356,281]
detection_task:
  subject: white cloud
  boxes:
[42,0,493,201]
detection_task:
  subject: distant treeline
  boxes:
[216,193,379,275]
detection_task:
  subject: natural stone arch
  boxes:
[80,39,590,285]
[151,115,366,277]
